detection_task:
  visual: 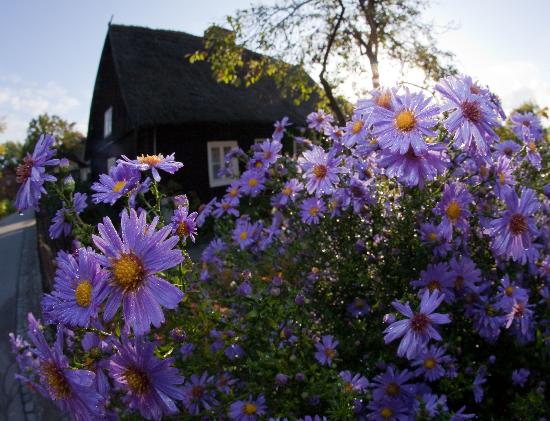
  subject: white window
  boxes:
[107,157,117,171]
[207,141,239,188]
[104,106,113,138]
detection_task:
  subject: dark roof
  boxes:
[106,24,317,128]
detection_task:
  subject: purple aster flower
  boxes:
[173,194,189,210]
[91,163,141,205]
[448,256,481,293]
[367,398,409,421]
[411,263,455,304]
[120,152,183,182]
[275,372,289,386]
[92,209,184,335]
[48,192,88,239]
[411,345,450,381]
[504,298,534,336]
[511,368,529,387]
[492,156,516,199]
[225,181,242,204]
[254,139,282,166]
[384,289,451,359]
[414,393,448,418]
[229,394,267,420]
[347,298,370,318]
[307,110,334,134]
[433,182,473,240]
[15,133,59,211]
[377,144,449,189]
[372,89,439,155]
[225,343,245,360]
[171,207,198,242]
[240,169,266,197]
[271,178,303,207]
[41,247,107,328]
[524,135,542,170]
[436,75,500,157]
[213,198,240,218]
[356,87,395,113]
[314,335,338,366]
[300,197,326,225]
[495,275,529,311]
[272,116,291,141]
[233,218,258,250]
[182,372,218,415]
[216,372,238,395]
[371,365,414,403]
[196,198,217,227]
[486,188,539,262]
[109,336,184,420]
[298,145,345,196]
[343,114,370,147]
[451,406,476,420]
[510,111,543,141]
[472,365,487,403]
[23,314,103,419]
[180,343,195,360]
[494,140,521,158]
[340,370,369,393]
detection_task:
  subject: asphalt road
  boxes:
[0,211,61,421]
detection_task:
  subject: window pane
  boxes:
[211,147,221,164]
[212,163,221,179]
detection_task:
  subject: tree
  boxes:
[23,113,84,157]
[192,0,455,125]
[0,117,5,134]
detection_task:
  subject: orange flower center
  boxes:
[498,172,506,185]
[309,207,319,217]
[351,120,364,134]
[446,200,461,222]
[177,221,189,237]
[395,110,416,132]
[313,165,327,178]
[529,141,537,152]
[43,362,70,399]
[112,180,127,193]
[124,367,149,395]
[376,91,392,109]
[137,154,163,166]
[112,253,145,291]
[424,358,436,369]
[244,403,257,415]
[282,187,292,196]
[75,280,92,307]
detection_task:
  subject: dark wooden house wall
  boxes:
[140,122,274,202]
[87,36,134,175]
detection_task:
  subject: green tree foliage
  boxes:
[191,0,456,124]
[23,113,84,158]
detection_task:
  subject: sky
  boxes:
[1,0,549,143]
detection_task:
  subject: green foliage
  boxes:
[23,113,84,157]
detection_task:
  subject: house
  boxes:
[85,24,316,201]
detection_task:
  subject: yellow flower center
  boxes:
[386,382,400,396]
[344,383,354,393]
[446,200,461,222]
[529,141,537,152]
[43,362,70,399]
[112,180,127,193]
[248,178,258,187]
[239,231,248,241]
[309,207,319,217]
[244,403,257,415]
[124,368,149,395]
[381,407,393,419]
[229,188,238,197]
[75,281,92,307]
[282,187,292,196]
[324,348,335,358]
[498,172,506,185]
[505,286,514,297]
[395,110,416,132]
[479,165,489,178]
[424,357,436,369]
[351,120,364,134]
[428,232,438,242]
[137,154,163,167]
[313,164,327,178]
[112,253,145,291]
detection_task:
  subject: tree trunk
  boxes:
[320,75,346,126]
[370,60,380,89]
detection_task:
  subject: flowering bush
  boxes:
[9,75,550,420]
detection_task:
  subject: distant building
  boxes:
[85,24,315,201]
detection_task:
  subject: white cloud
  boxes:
[0,78,83,142]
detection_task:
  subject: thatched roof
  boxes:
[106,24,317,127]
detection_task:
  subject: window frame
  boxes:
[104,106,113,138]
[207,140,239,188]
